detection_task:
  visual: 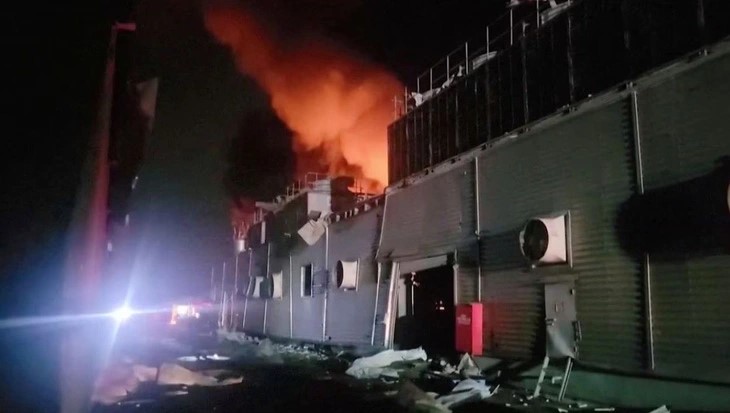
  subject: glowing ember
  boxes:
[203,2,402,191]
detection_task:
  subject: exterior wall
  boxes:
[325,206,383,345]
[290,237,326,342]
[634,48,730,383]
[477,98,641,366]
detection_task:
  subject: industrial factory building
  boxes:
[226,0,730,409]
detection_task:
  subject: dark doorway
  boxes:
[394,265,455,357]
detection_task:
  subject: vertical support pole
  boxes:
[322,225,329,342]
[465,41,469,74]
[557,358,574,401]
[475,157,482,302]
[263,242,270,335]
[219,262,226,328]
[384,263,399,348]
[452,250,459,305]
[533,356,550,397]
[210,265,216,302]
[631,90,655,371]
[536,0,541,28]
[429,68,434,92]
[371,263,382,346]
[289,254,294,338]
[242,250,252,331]
[521,23,529,124]
[486,25,490,55]
[510,8,514,46]
[566,6,576,103]
[446,55,451,80]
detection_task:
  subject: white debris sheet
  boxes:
[92,362,243,405]
[435,379,497,409]
[345,348,428,379]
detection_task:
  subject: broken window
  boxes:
[336,260,359,291]
[271,271,283,299]
[301,264,313,297]
[252,276,264,298]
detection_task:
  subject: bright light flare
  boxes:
[111,306,133,322]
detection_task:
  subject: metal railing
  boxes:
[388,0,730,183]
[395,0,564,118]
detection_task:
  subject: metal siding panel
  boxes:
[456,243,480,304]
[290,238,326,342]
[264,252,291,339]
[378,163,476,260]
[326,207,382,345]
[244,246,267,335]
[638,51,730,383]
[478,101,643,370]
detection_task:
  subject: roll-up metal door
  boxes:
[636,49,730,383]
[477,98,643,370]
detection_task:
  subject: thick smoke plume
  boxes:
[204,1,402,191]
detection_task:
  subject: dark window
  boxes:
[301,264,313,297]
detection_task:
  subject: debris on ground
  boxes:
[396,380,450,413]
[346,348,428,379]
[647,406,669,413]
[157,363,242,386]
[92,361,243,405]
[455,354,482,378]
[435,379,497,409]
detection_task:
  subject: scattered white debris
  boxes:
[346,348,428,379]
[218,329,250,344]
[436,379,497,409]
[456,353,481,378]
[648,407,670,413]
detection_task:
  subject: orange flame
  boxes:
[203,2,401,191]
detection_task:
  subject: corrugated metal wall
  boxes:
[378,163,477,261]
[325,207,383,345]
[456,243,480,304]
[477,99,643,369]
[636,49,730,383]
[290,238,326,342]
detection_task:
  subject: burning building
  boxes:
[219,0,730,410]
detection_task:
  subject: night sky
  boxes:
[1,1,502,409]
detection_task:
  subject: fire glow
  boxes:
[203,2,402,191]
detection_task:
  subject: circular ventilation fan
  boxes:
[520,219,550,261]
[336,261,345,288]
[519,214,568,264]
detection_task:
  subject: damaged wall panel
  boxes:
[378,162,477,261]
[263,242,291,339]
[326,206,383,345]
[243,244,268,335]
